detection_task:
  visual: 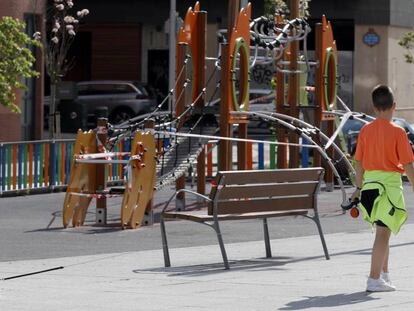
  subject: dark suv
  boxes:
[76,80,156,123]
[52,80,157,131]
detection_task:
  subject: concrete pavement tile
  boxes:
[2,223,414,310]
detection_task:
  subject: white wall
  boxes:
[354,25,414,123]
[387,25,414,122]
[353,25,389,115]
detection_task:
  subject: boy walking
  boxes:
[352,85,414,292]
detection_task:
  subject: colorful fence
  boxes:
[205,138,310,177]
[0,137,310,196]
[0,139,129,196]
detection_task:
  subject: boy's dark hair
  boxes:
[372,85,394,111]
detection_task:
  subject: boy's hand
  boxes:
[351,189,360,202]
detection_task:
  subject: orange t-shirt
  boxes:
[354,118,414,173]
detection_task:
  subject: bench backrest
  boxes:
[208,168,324,215]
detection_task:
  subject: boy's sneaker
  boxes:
[366,277,396,292]
[381,272,392,285]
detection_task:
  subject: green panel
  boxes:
[299,56,309,106]
[269,138,276,169]
[70,143,74,159]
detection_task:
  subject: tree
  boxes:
[264,0,289,19]
[0,16,40,113]
[399,32,414,64]
[45,0,89,138]
[264,0,311,20]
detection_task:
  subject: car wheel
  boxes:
[110,108,134,124]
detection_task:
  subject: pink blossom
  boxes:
[64,16,75,23]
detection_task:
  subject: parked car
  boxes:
[341,116,414,155]
[45,80,157,132]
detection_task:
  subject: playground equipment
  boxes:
[63,130,97,227]
[63,129,156,228]
[62,0,358,228]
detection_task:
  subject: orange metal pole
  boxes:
[219,44,232,171]
[227,0,239,36]
[176,43,188,202]
[288,0,300,168]
[196,11,207,195]
[96,118,108,215]
[314,22,322,168]
[247,142,253,169]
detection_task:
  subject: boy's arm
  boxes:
[403,162,414,192]
[351,160,364,201]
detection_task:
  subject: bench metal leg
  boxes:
[263,218,272,258]
[160,216,171,267]
[213,222,229,269]
[313,216,330,260]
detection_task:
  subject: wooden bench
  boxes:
[160,167,329,269]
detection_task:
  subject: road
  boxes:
[1,183,414,262]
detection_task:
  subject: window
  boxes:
[78,83,139,95]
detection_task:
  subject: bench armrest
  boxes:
[162,189,212,213]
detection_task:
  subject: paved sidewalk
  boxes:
[2,222,414,310]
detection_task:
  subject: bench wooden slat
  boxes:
[217,168,323,185]
[209,196,314,215]
[164,209,309,222]
[217,181,318,200]
[160,167,329,269]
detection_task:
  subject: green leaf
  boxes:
[0,16,41,113]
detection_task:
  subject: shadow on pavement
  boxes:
[278,292,379,310]
[133,257,292,277]
[133,241,414,277]
[25,225,123,234]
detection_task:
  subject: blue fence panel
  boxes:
[65,143,71,184]
[258,142,264,169]
[301,138,309,168]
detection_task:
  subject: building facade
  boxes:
[1,0,414,142]
[310,0,414,120]
[0,0,45,141]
